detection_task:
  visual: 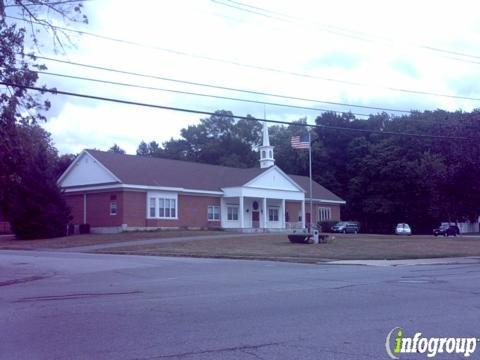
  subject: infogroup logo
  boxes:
[385,327,478,359]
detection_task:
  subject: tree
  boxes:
[0,1,87,239]
[139,110,263,168]
[108,143,126,154]
[136,140,162,157]
[4,123,71,239]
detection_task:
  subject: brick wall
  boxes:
[65,193,84,224]
[285,201,301,222]
[310,203,341,223]
[122,191,147,227]
[145,195,221,229]
[65,191,124,227]
[64,190,341,229]
[65,190,222,229]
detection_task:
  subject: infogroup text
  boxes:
[385,327,478,359]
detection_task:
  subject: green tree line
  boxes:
[136,109,480,234]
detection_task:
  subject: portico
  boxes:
[220,166,306,231]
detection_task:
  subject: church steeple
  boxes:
[259,122,275,168]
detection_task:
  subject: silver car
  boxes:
[395,223,412,235]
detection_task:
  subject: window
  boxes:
[159,199,164,217]
[261,150,266,158]
[110,201,117,215]
[269,207,279,222]
[227,206,239,221]
[319,207,331,221]
[165,199,171,217]
[269,150,272,158]
[208,205,220,221]
[148,197,177,219]
[149,198,156,218]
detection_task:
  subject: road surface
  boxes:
[1,250,479,359]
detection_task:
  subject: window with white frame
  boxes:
[318,207,331,221]
[110,201,117,215]
[208,205,220,221]
[227,206,239,221]
[149,198,156,218]
[269,207,279,222]
[149,196,177,219]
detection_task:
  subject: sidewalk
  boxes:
[326,257,480,266]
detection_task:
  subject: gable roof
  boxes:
[69,150,344,203]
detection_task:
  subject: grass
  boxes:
[94,233,480,263]
[0,230,225,250]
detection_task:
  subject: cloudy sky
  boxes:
[9,0,480,154]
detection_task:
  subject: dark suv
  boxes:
[433,224,460,237]
[331,221,360,234]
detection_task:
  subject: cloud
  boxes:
[6,0,476,154]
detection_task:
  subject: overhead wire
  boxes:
[0,80,473,141]
[214,0,480,63]
[24,55,416,114]
[6,14,480,103]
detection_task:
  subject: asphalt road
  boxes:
[1,250,479,360]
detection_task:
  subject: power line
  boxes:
[7,14,480,103]
[30,69,374,118]
[215,0,480,63]
[0,80,472,140]
[27,56,415,114]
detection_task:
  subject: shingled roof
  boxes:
[86,150,344,203]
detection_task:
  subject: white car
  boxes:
[395,223,412,236]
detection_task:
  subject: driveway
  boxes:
[1,250,479,359]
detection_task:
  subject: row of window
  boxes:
[111,198,332,222]
[149,197,177,219]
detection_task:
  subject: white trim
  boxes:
[226,205,239,221]
[57,150,122,186]
[207,205,221,221]
[109,200,118,216]
[244,166,305,192]
[146,192,178,220]
[307,198,346,204]
[268,207,280,222]
[63,183,224,196]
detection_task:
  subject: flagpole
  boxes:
[308,129,313,232]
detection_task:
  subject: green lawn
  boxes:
[0,230,225,250]
[95,233,480,263]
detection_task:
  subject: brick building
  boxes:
[58,125,345,233]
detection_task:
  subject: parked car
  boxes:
[433,224,460,237]
[395,223,412,236]
[331,221,360,234]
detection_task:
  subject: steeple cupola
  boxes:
[259,122,275,168]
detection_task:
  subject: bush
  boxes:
[317,220,339,233]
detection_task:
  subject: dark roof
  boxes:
[289,175,344,202]
[86,150,344,203]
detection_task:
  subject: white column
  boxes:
[220,197,225,228]
[239,196,244,229]
[281,199,286,229]
[263,197,267,229]
[83,193,87,224]
[301,200,305,229]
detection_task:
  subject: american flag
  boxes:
[291,133,310,149]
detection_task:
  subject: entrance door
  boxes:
[252,211,260,228]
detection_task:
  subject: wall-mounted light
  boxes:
[246,209,250,213]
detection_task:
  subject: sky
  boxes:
[7,0,480,154]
